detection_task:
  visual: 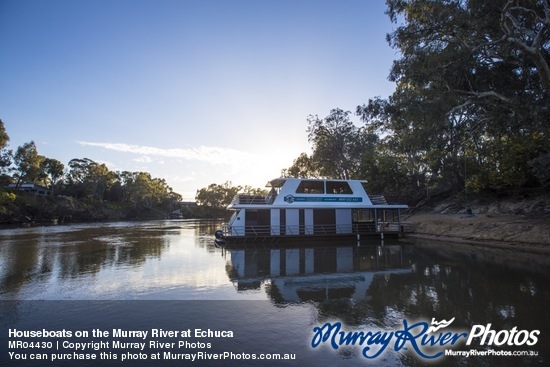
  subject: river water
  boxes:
[0,220,548,366]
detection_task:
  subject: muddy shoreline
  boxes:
[404,212,550,254]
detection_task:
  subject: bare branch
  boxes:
[500,0,550,91]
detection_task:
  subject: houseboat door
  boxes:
[245,209,271,236]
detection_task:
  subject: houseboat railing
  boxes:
[231,194,271,205]
[369,195,388,205]
[220,222,414,238]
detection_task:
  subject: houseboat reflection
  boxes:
[224,243,414,302]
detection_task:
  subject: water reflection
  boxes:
[0,220,231,299]
[220,241,550,366]
[0,221,549,365]
[0,223,171,296]
[224,244,414,303]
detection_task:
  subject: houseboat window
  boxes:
[353,209,374,222]
[326,181,353,194]
[296,180,324,194]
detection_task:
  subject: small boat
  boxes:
[215,177,412,244]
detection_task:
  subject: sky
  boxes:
[0,0,399,200]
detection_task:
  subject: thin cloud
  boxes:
[78,141,250,165]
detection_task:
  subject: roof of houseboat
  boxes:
[228,178,408,210]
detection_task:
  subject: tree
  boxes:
[41,158,64,194]
[286,109,388,183]
[117,171,180,208]
[282,152,319,178]
[195,182,241,209]
[66,158,116,200]
[500,0,550,92]
[0,120,12,176]
[306,108,366,180]
[358,0,549,193]
[529,152,550,187]
[241,185,268,196]
[13,141,46,187]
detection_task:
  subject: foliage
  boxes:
[0,190,16,216]
[306,109,365,180]
[281,152,318,178]
[195,182,267,210]
[65,158,116,200]
[0,121,182,218]
[12,141,47,187]
[0,120,11,174]
[41,158,64,194]
[195,182,241,209]
[284,0,549,201]
[285,109,381,180]
[360,0,549,194]
[121,171,182,207]
[284,109,421,200]
[529,151,550,187]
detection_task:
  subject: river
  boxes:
[0,219,548,366]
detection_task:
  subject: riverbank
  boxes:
[0,192,218,225]
[403,191,550,253]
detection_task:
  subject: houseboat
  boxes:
[214,178,412,244]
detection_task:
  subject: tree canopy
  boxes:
[195,182,267,209]
[285,0,549,201]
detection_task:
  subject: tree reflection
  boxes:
[0,224,169,296]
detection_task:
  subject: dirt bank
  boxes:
[402,191,550,252]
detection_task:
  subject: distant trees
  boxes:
[0,122,182,210]
[284,0,549,200]
[63,160,182,207]
[13,141,46,187]
[65,158,115,200]
[195,182,240,209]
[195,182,267,210]
[122,171,181,208]
[10,141,67,193]
[41,158,65,195]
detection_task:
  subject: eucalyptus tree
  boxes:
[358,0,549,192]
[306,108,367,180]
[40,158,64,194]
[282,152,319,178]
[66,158,116,200]
[12,141,47,187]
[285,109,385,187]
[195,182,241,209]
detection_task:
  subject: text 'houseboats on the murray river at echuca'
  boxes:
[215,178,414,244]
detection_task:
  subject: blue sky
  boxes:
[1,0,398,200]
